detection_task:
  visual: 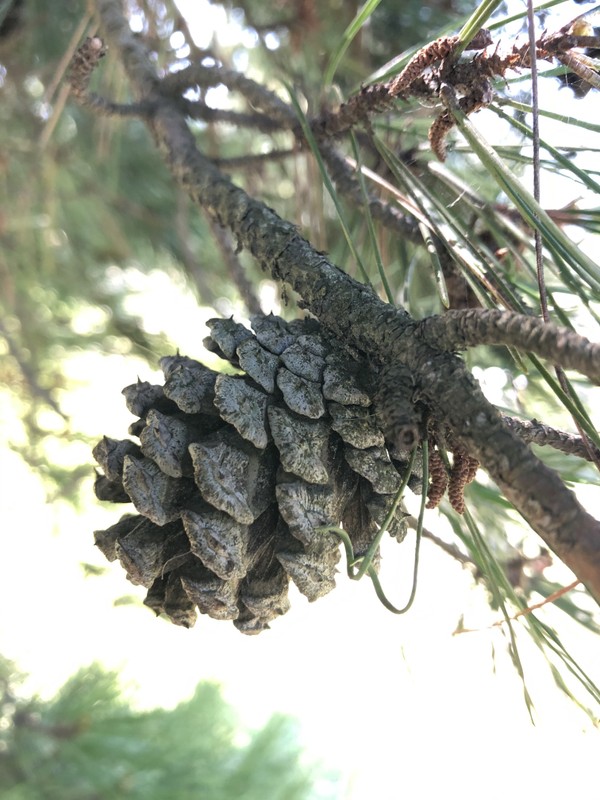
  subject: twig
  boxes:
[160,63,297,128]
[406,515,473,566]
[173,189,215,302]
[501,414,600,463]
[419,308,600,384]
[181,101,285,132]
[499,579,581,624]
[45,7,95,106]
[213,149,296,168]
[320,143,420,241]
[0,319,66,419]
[39,10,96,149]
[526,0,547,324]
[207,217,262,315]
[455,579,581,634]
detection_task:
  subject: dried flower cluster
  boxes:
[93,314,418,633]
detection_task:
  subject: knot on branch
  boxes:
[374,363,424,452]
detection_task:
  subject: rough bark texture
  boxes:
[421,309,600,384]
[92,0,600,606]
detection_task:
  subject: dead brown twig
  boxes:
[317,26,599,160]
[455,579,581,634]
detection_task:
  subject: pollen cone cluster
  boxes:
[93,314,417,633]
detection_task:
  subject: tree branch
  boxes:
[212,149,296,168]
[207,216,262,315]
[181,101,285,133]
[419,309,600,384]
[406,515,473,566]
[160,62,297,129]
[90,0,600,607]
[502,415,600,463]
[318,142,420,243]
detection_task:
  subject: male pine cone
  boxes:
[93,314,419,633]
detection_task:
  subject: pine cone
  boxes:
[93,314,419,633]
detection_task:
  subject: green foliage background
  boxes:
[0,656,326,799]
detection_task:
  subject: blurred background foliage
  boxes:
[1,0,600,718]
[0,655,328,799]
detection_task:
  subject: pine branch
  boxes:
[318,142,420,243]
[420,309,600,384]
[207,217,262,316]
[502,415,600,463]
[181,102,285,133]
[160,63,297,128]
[86,0,600,607]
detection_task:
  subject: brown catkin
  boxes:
[429,79,493,160]
[428,111,455,161]
[426,447,448,509]
[465,455,479,485]
[448,446,472,514]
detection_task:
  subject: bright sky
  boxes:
[2,1,600,798]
